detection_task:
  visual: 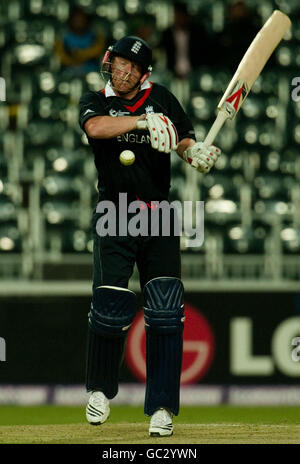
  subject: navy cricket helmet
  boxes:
[103,35,152,74]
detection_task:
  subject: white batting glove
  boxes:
[183,142,221,173]
[137,113,178,153]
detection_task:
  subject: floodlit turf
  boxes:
[0,406,299,444]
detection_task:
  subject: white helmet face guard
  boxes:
[100,48,152,95]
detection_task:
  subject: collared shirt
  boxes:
[104,80,151,97]
[79,82,195,203]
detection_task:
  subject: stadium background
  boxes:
[0,0,300,409]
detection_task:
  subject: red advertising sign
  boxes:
[125,303,215,384]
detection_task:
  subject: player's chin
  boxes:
[116,81,138,93]
[113,80,128,90]
[122,79,137,88]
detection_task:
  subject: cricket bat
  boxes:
[204,10,291,146]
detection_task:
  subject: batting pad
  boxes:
[89,286,136,337]
[143,277,184,416]
[86,286,136,398]
[85,328,126,399]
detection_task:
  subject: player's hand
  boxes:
[183,142,221,173]
[137,113,178,153]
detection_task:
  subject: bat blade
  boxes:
[204,10,291,146]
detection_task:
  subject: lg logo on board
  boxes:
[231,317,300,376]
[125,303,215,384]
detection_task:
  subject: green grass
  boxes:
[0,405,300,426]
[0,406,299,444]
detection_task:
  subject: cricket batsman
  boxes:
[78,35,221,436]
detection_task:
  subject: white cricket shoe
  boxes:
[149,408,174,436]
[86,391,110,425]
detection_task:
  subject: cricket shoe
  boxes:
[149,408,173,437]
[86,391,110,425]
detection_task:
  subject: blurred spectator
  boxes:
[159,2,210,79]
[128,14,156,45]
[54,7,106,77]
[218,1,261,72]
[128,13,159,68]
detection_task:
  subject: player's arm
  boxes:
[84,115,145,139]
[162,88,221,173]
[79,91,146,139]
[176,138,196,158]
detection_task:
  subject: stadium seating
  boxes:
[0,0,299,280]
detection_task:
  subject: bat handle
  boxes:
[204,111,228,146]
[136,120,148,130]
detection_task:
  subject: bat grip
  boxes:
[204,111,228,146]
[136,120,148,130]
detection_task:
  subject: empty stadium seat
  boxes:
[0,221,21,252]
[45,221,93,253]
[224,222,268,254]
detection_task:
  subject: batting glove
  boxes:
[183,142,221,173]
[137,113,178,153]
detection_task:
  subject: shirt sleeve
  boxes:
[78,91,106,131]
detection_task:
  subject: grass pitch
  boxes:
[0,405,299,444]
